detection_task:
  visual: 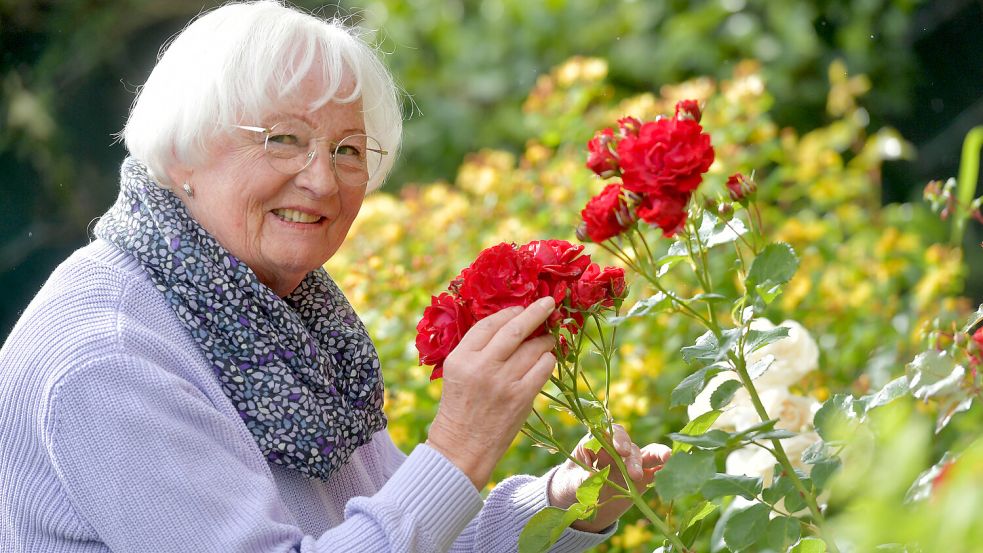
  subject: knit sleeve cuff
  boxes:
[368,443,483,551]
[507,466,616,552]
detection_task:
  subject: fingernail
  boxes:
[536,297,555,309]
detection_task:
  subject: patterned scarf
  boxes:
[95,157,386,481]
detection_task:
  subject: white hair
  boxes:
[123,0,402,191]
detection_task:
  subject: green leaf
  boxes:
[814,395,857,442]
[746,242,799,292]
[700,473,763,500]
[762,517,802,552]
[722,502,770,552]
[674,410,722,453]
[710,380,743,410]
[854,376,909,415]
[762,472,795,504]
[745,325,790,353]
[811,457,842,491]
[745,355,775,380]
[575,466,610,507]
[685,501,718,529]
[654,450,716,501]
[800,441,833,465]
[667,429,731,450]
[906,350,964,401]
[755,282,784,304]
[699,212,749,248]
[789,537,828,552]
[609,292,672,325]
[961,303,983,333]
[518,507,571,553]
[782,477,812,512]
[682,329,741,368]
[905,452,957,502]
[749,429,797,442]
[670,365,725,408]
[582,436,602,455]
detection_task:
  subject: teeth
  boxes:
[273,209,321,224]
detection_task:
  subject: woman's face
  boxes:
[170,76,370,296]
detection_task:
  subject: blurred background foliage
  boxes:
[2,0,982,335]
[3,1,983,550]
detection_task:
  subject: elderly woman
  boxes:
[0,2,670,552]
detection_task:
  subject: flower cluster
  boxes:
[579,100,715,241]
[416,239,627,380]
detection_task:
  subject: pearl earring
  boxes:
[182,181,194,198]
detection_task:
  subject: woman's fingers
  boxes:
[455,305,525,351]
[483,297,556,361]
[640,443,672,478]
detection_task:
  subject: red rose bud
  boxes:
[617,117,714,196]
[726,172,756,202]
[717,201,734,222]
[416,293,475,380]
[674,99,702,123]
[580,182,635,242]
[617,116,642,138]
[586,128,620,178]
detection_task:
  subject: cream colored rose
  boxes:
[725,431,821,486]
[746,319,819,389]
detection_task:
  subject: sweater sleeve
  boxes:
[46,353,483,553]
[366,433,615,552]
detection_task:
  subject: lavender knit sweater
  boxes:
[0,240,611,552]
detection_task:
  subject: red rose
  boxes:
[416,293,475,380]
[572,263,627,310]
[519,239,590,281]
[617,117,714,196]
[726,172,756,202]
[579,183,634,243]
[674,99,702,123]
[636,191,691,237]
[586,128,620,178]
[458,243,542,319]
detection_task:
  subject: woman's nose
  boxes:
[295,144,339,197]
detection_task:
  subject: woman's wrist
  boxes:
[426,423,494,490]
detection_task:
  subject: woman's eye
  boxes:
[268,133,301,146]
[336,145,363,158]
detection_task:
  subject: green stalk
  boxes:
[732,352,840,553]
[953,126,983,245]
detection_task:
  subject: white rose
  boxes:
[758,388,820,432]
[746,319,819,389]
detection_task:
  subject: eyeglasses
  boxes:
[233,120,388,187]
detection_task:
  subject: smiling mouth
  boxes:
[272,208,324,224]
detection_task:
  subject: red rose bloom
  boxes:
[572,263,627,310]
[617,117,714,196]
[586,128,620,178]
[636,191,691,237]
[580,183,634,243]
[416,293,475,380]
[519,240,590,281]
[458,242,542,319]
[674,99,702,123]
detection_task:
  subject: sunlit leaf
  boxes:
[670,365,725,408]
[674,410,722,453]
[710,379,743,410]
[722,502,770,551]
[654,450,716,501]
[575,465,610,507]
[700,473,763,500]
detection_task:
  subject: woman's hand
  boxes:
[548,426,671,533]
[427,297,558,490]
